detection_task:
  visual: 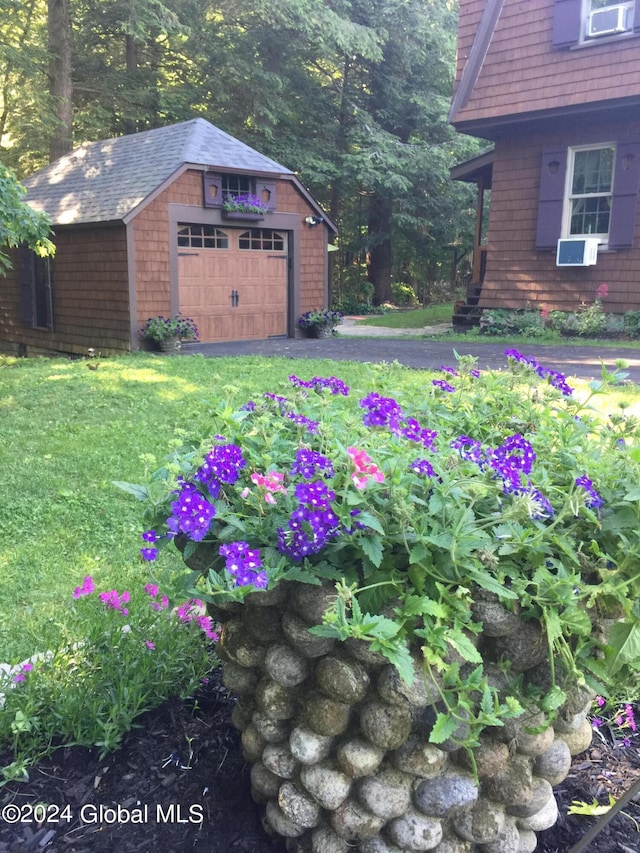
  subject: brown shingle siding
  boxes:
[479,120,640,312]
[453,0,640,129]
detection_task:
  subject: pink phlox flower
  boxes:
[540,306,550,319]
[99,589,130,614]
[625,704,637,732]
[347,447,385,490]
[145,640,156,650]
[72,576,95,599]
[596,283,609,299]
[12,662,34,683]
[596,696,606,707]
[196,614,219,641]
[144,583,159,598]
[251,471,287,503]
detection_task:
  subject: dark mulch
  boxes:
[1,671,639,853]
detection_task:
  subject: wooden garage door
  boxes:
[177,225,288,342]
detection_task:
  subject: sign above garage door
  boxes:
[177,224,288,343]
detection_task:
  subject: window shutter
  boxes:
[256,180,277,212]
[608,141,640,249]
[203,172,223,207]
[535,147,568,249]
[18,244,35,327]
[552,0,581,48]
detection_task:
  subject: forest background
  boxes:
[0,0,484,307]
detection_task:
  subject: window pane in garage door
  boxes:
[238,229,285,251]
[178,224,229,249]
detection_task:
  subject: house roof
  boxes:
[450,148,494,186]
[22,118,295,226]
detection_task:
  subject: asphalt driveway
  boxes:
[182,333,640,384]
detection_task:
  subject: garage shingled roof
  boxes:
[22,118,294,227]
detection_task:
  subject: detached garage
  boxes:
[1,118,337,355]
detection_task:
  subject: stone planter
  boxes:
[214,582,589,853]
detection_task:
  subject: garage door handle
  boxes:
[230,290,239,307]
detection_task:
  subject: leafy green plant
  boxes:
[0,577,215,782]
[119,350,640,753]
[222,193,269,214]
[297,309,343,330]
[139,314,199,343]
[624,311,640,339]
[479,308,547,338]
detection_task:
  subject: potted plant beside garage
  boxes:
[298,309,343,338]
[139,314,199,353]
[222,193,269,221]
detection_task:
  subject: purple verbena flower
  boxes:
[290,448,334,479]
[432,379,455,393]
[410,458,436,478]
[575,475,604,509]
[167,482,216,541]
[140,547,158,561]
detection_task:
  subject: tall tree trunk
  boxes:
[122,35,139,134]
[367,191,393,305]
[48,0,73,161]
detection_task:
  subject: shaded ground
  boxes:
[1,670,639,853]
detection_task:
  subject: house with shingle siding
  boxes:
[1,118,336,355]
[449,0,640,318]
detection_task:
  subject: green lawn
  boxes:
[0,353,431,662]
[355,305,454,327]
[1,350,639,664]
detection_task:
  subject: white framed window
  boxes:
[582,0,634,41]
[563,144,615,242]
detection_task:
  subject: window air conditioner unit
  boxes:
[588,4,630,37]
[556,238,600,267]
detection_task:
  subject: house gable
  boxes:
[450,0,640,135]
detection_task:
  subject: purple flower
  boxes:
[410,458,436,478]
[575,475,604,509]
[142,530,158,543]
[284,411,319,433]
[167,482,216,541]
[432,379,455,393]
[290,448,334,479]
[450,435,485,466]
[289,374,349,396]
[195,443,246,495]
[140,547,158,561]
[440,365,459,376]
[220,541,267,588]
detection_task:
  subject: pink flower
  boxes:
[145,640,156,650]
[144,583,159,598]
[347,447,385,490]
[251,471,287,503]
[596,283,609,299]
[540,306,550,319]
[72,576,95,599]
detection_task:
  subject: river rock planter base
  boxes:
[215,583,591,853]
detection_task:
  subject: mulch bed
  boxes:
[1,669,639,852]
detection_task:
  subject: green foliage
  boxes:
[390,282,419,308]
[624,311,640,339]
[139,314,199,342]
[0,162,55,272]
[480,308,548,339]
[122,350,640,752]
[0,578,214,782]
